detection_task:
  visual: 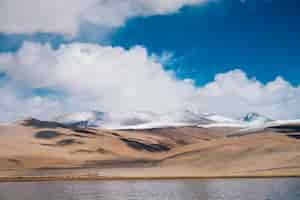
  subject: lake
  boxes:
[0,178,299,200]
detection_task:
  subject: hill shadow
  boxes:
[269,125,300,133]
[287,134,300,139]
[23,118,66,129]
[120,138,170,152]
[35,130,63,139]
[56,139,84,146]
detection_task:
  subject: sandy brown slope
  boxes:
[0,120,300,179]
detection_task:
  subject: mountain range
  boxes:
[52,110,300,138]
[0,110,300,180]
[53,110,275,130]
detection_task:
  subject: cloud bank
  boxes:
[0,41,300,121]
[0,0,212,35]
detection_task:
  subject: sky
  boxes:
[0,0,300,121]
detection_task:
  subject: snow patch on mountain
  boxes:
[54,110,213,129]
[198,113,245,128]
[205,114,239,123]
[242,112,273,125]
[106,121,193,130]
[198,112,274,129]
[267,119,300,127]
[54,110,287,131]
[55,111,107,128]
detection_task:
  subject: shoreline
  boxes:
[1,174,300,183]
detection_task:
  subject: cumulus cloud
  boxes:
[0,85,63,122]
[195,70,300,119]
[0,0,213,35]
[0,41,196,120]
[0,41,300,121]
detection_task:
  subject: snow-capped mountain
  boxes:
[268,119,300,127]
[159,110,213,125]
[54,110,298,131]
[204,114,239,123]
[55,110,163,129]
[241,112,273,125]
[54,110,213,129]
[55,111,107,128]
[114,110,213,130]
[228,118,300,137]
[198,112,274,128]
[108,111,158,126]
[196,113,245,128]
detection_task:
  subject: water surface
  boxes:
[0,178,300,200]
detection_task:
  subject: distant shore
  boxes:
[1,174,300,183]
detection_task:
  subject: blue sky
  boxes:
[1,0,300,121]
[1,0,300,85]
[112,0,300,85]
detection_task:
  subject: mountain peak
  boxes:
[242,112,272,124]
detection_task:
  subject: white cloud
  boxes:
[0,42,196,120]
[0,0,213,35]
[0,42,300,121]
[0,85,63,122]
[195,69,300,119]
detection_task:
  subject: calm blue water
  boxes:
[0,178,299,200]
